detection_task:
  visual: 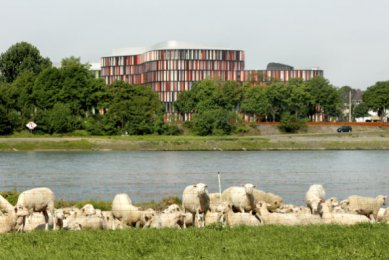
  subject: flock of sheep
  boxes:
[0,184,388,233]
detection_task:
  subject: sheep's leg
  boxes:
[43,211,49,231]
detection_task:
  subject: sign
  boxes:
[26,121,37,130]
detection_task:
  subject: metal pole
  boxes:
[218,171,222,202]
[349,90,352,122]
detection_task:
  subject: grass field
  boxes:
[0,224,388,259]
[1,129,389,151]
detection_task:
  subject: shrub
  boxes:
[278,114,307,133]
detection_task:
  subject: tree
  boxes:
[286,79,312,118]
[241,85,271,121]
[266,82,290,122]
[0,42,51,83]
[353,102,370,119]
[363,81,389,120]
[103,81,164,135]
[306,77,341,120]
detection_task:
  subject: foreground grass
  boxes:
[0,224,388,259]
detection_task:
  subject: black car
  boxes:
[337,126,352,133]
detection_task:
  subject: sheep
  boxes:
[382,208,389,223]
[325,197,339,213]
[162,204,181,214]
[305,184,325,216]
[0,195,18,233]
[112,194,155,228]
[204,211,224,226]
[257,202,324,225]
[63,211,104,230]
[252,189,283,212]
[81,204,96,216]
[101,211,124,230]
[149,212,186,229]
[209,193,223,212]
[221,184,256,213]
[17,212,55,232]
[224,204,262,227]
[182,183,210,227]
[15,187,56,231]
[341,195,387,220]
[321,203,370,225]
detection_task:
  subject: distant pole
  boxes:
[218,172,222,202]
[349,90,352,122]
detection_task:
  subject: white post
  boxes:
[218,171,222,202]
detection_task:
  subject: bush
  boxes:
[0,190,19,205]
[71,130,90,136]
[158,124,182,135]
[278,114,307,133]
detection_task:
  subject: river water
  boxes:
[0,151,388,205]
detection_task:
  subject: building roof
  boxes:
[111,41,238,56]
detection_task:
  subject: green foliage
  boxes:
[103,81,164,135]
[0,42,51,83]
[158,124,182,135]
[192,109,234,136]
[353,102,370,119]
[0,190,19,205]
[363,81,389,118]
[241,85,270,119]
[278,113,307,133]
[0,225,388,259]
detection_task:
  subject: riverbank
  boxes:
[0,225,388,259]
[1,128,389,151]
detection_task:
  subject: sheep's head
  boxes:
[194,183,208,196]
[308,198,325,215]
[377,195,387,206]
[243,183,256,195]
[141,209,156,224]
[14,205,28,217]
[269,198,283,211]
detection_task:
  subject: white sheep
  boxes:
[209,193,223,212]
[341,195,387,220]
[224,204,262,227]
[221,184,256,213]
[321,203,370,225]
[15,187,56,231]
[162,204,181,214]
[81,204,96,216]
[256,202,322,225]
[149,212,186,229]
[182,183,210,227]
[253,189,283,212]
[204,211,224,226]
[112,194,155,228]
[305,184,325,216]
[0,195,18,233]
[63,211,104,230]
[101,211,124,230]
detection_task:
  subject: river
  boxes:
[0,151,388,205]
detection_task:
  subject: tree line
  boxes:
[1,42,388,136]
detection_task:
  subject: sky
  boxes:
[1,0,388,90]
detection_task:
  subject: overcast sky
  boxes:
[1,0,388,89]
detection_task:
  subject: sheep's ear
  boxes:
[14,207,17,213]
[320,199,325,203]
[253,185,256,188]
[193,184,197,187]
[205,185,208,188]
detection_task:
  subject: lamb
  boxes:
[321,203,370,225]
[382,208,389,223]
[252,189,283,212]
[341,195,386,220]
[0,195,18,233]
[256,202,322,226]
[182,183,210,227]
[221,184,256,213]
[15,187,56,231]
[224,204,262,227]
[305,184,325,216]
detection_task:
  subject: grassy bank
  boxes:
[1,130,389,151]
[0,224,388,259]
